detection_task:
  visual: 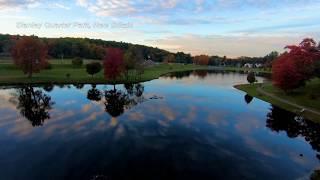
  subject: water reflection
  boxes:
[192,70,208,79]
[244,94,254,104]
[311,170,320,180]
[15,86,55,127]
[86,83,145,118]
[42,84,54,92]
[87,85,102,101]
[0,71,319,180]
[267,105,320,159]
[104,84,145,117]
[73,84,85,89]
[164,70,270,80]
[105,88,130,117]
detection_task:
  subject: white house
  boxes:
[243,63,253,68]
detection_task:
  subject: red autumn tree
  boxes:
[193,55,209,65]
[272,38,320,91]
[11,36,48,78]
[104,48,124,83]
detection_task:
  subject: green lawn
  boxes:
[235,79,320,122]
[223,66,271,73]
[0,60,211,85]
[0,58,271,85]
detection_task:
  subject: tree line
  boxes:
[10,36,148,80]
[0,34,171,62]
[1,34,279,67]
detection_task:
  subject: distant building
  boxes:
[243,63,253,68]
[255,63,264,68]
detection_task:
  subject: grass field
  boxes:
[0,59,212,85]
[223,66,271,73]
[235,79,320,122]
[0,58,270,85]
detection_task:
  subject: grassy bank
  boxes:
[0,60,211,85]
[235,79,320,122]
[0,59,270,85]
[223,66,271,73]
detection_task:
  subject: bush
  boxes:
[247,72,256,84]
[86,62,102,77]
[66,73,71,78]
[44,62,52,70]
[72,57,83,67]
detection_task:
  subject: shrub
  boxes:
[86,62,102,77]
[44,62,52,70]
[72,57,83,67]
[247,72,256,84]
[66,73,70,78]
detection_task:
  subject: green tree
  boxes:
[72,57,83,67]
[247,72,256,84]
[124,46,140,78]
[86,62,102,77]
[176,52,192,64]
[264,51,279,68]
[164,54,175,63]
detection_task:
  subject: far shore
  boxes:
[0,59,270,85]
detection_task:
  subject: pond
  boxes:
[0,70,319,180]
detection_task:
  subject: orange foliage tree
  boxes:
[272,38,320,91]
[193,55,209,65]
[103,48,124,84]
[164,54,175,63]
[11,37,48,78]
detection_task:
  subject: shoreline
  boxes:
[234,83,320,123]
[0,63,270,86]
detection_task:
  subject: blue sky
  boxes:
[0,0,320,57]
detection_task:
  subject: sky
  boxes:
[0,0,320,57]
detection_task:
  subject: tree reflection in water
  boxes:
[42,84,54,92]
[104,89,130,117]
[192,70,208,79]
[266,105,320,159]
[267,105,320,179]
[244,94,253,104]
[167,71,193,79]
[105,83,145,117]
[16,86,55,127]
[73,84,85,89]
[86,83,145,118]
[87,85,102,102]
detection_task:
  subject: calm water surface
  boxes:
[0,70,319,180]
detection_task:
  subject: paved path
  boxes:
[257,86,320,116]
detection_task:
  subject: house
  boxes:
[254,63,264,68]
[243,63,253,68]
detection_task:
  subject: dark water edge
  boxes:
[0,70,319,180]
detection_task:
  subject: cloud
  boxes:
[0,0,41,11]
[75,0,204,17]
[53,3,71,10]
[145,33,319,57]
[75,0,320,17]
[216,0,316,8]
[234,22,320,35]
